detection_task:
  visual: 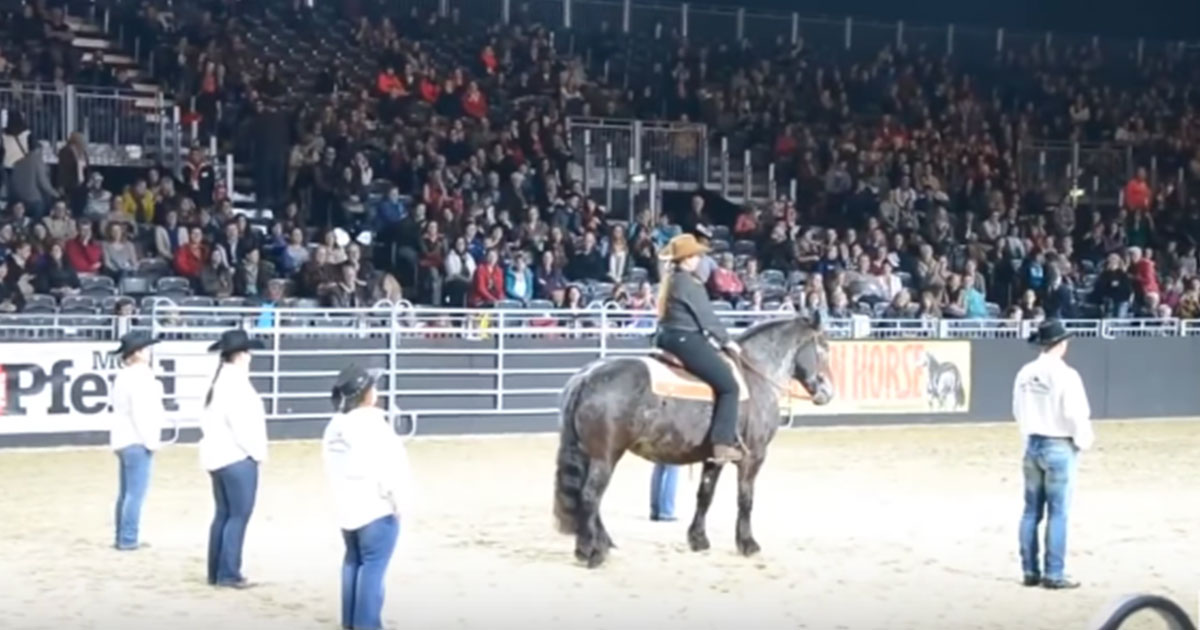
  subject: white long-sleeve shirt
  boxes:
[1012,352,1095,451]
[322,406,413,531]
[109,363,166,451]
[198,362,268,471]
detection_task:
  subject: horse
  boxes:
[920,352,966,410]
[552,312,835,568]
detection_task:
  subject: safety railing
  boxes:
[2,306,1195,437]
[489,0,1183,68]
[1,305,1197,341]
[0,83,183,172]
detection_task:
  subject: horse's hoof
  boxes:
[585,552,606,569]
[737,538,761,557]
[688,533,711,552]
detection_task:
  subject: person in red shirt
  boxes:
[1127,245,1160,298]
[64,220,103,274]
[480,45,498,75]
[707,253,745,304]
[1124,167,1151,212]
[461,81,488,120]
[470,248,504,307]
[376,67,403,95]
[419,73,440,104]
[174,226,208,279]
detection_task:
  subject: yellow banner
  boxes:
[782,340,972,415]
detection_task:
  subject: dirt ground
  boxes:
[0,420,1196,630]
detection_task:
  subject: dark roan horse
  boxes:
[553,312,835,567]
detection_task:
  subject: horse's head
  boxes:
[792,310,834,405]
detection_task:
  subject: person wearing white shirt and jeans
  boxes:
[108,332,165,551]
[199,329,268,589]
[322,365,412,630]
[1012,319,1094,590]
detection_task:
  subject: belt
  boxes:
[1029,434,1073,441]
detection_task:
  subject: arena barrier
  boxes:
[2,306,1200,446]
[1090,594,1196,630]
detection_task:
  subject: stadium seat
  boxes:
[494,299,524,310]
[760,269,786,287]
[627,267,649,283]
[26,294,58,311]
[155,276,192,294]
[733,240,757,256]
[80,275,116,293]
[120,276,153,295]
[181,296,217,308]
[60,296,99,312]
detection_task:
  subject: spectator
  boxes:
[1092,254,1133,318]
[65,220,103,274]
[56,132,88,213]
[760,224,797,272]
[11,143,56,219]
[200,247,234,298]
[43,200,75,242]
[325,262,369,308]
[566,231,606,282]
[84,172,112,222]
[0,262,25,312]
[121,179,157,224]
[469,248,504,307]
[1042,268,1076,319]
[301,245,338,298]
[36,240,80,297]
[4,201,31,237]
[534,250,567,300]
[5,240,34,292]
[1016,290,1043,321]
[1177,278,1200,319]
[708,253,745,304]
[417,221,446,305]
[174,227,207,280]
[883,288,915,319]
[1126,246,1160,302]
[607,225,630,282]
[155,210,188,260]
[1123,168,1151,213]
[255,280,287,328]
[102,224,139,278]
[375,186,407,237]
[282,227,311,274]
[181,147,216,207]
[504,252,534,303]
[443,236,477,307]
[235,247,276,299]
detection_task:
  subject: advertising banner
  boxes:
[784,340,972,415]
[0,341,216,434]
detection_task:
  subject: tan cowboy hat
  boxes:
[658,233,710,262]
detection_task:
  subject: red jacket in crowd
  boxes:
[64,236,102,274]
[470,263,504,306]
[462,89,488,119]
[174,244,207,278]
[419,78,440,103]
[1124,177,1151,211]
[377,71,403,95]
[1131,258,1160,295]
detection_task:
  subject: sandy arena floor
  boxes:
[0,420,1196,630]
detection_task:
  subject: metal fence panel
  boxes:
[0,82,67,148]
[640,121,705,184]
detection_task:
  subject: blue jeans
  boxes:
[207,458,259,585]
[1019,436,1078,580]
[341,514,400,630]
[114,445,153,549]
[650,464,679,520]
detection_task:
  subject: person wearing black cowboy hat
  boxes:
[108,331,165,551]
[322,364,412,630]
[1012,319,1094,590]
[198,329,268,589]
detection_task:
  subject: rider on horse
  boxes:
[653,232,744,465]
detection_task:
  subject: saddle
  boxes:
[639,350,751,402]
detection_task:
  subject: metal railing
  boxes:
[1,305,1195,435]
[1,304,1197,342]
[0,82,183,171]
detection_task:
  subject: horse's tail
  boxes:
[553,370,590,535]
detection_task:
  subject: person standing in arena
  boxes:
[322,365,412,630]
[108,331,164,551]
[199,329,267,589]
[1012,319,1093,590]
[649,463,679,521]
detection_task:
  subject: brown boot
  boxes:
[709,444,744,465]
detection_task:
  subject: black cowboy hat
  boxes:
[207,329,266,354]
[1028,319,1073,347]
[330,364,379,405]
[111,331,159,359]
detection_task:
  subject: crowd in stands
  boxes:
[4,0,1200,323]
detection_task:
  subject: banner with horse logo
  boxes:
[782,340,971,415]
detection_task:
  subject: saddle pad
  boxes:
[639,356,751,402]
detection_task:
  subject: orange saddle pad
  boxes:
[639,352,752,402]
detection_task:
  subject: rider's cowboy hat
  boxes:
[207,329,266,354]
[658,233,709,263]
[330,364,379,405]
[1028,319,1073,347]
[111,331,159,359]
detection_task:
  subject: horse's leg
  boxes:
[735,455,765,556]
[687,461,724,552]
[575,457,616,568]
